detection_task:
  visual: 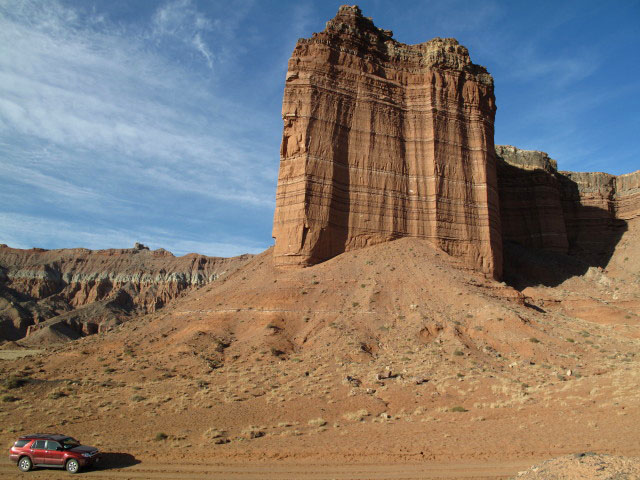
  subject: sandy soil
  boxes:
[1,220,638,478]
[0,457,537,479]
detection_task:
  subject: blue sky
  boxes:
[1,0,638,257]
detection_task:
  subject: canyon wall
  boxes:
[496,145,639,264]
[0,243,251,342]
[272,5,502,278]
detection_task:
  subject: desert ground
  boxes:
[1,220,639,478]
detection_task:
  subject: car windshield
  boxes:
[61,437,80,449]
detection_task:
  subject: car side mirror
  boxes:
[57,446,64,451]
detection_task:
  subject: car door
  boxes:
[45,440,66,466]
[30,440,47,464]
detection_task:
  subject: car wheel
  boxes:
[66,458,80,474]
[18,456,32,472]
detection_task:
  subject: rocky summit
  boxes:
[272,5,502,278]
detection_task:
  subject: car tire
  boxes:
[18,456,32,472]
[66,458,80,474]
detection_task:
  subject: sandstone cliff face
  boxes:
[496,145,639,264]
[272,5,502,278]
[0,244,251,342]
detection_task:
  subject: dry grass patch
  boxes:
[342,409,370,421]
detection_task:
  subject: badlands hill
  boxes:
[0,243,251,343]
[0,225,638,472]
[0,4,639,478]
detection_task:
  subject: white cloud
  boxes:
[0,0,278,256]
[0,212,265,257]
[0,0,276,209]
[152,0,215,69]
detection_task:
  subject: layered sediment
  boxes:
[496,145,640,263]
[0,244,251,342]
[272,5,502,278]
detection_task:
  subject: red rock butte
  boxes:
[272,5,502,278]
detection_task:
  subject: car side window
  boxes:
[32,440,46,449]
[14,440,29,448]
[46,440,62,450]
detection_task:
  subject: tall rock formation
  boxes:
[272,5,502,278]
[496,145,640,265]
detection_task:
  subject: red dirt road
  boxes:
[0,458,536,479]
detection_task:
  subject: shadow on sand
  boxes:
[97,452,140,470]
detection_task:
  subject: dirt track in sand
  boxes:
[0,458,535,479]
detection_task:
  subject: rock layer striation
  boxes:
[0,244,251,342]
[272,5,502,278]
[496,145,640,264]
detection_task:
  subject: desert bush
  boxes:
[453,350,465,356]
[154,432,168,441]
[342,409,369,422]
[49,391,67,400]
[2,394,19,402]
[308,418,327,427]
[3,375,29,389]
[270,347,285,357]
[450,406,468,412]
[203,428,225,439]
[529,337,540,343]
[241,426,264,439]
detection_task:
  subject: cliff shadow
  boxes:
[498,161,627,289]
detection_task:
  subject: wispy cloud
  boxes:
[0,212,264,257]
[152,0,215,69]
[0,0,277,255]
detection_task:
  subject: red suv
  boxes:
[9,434,100,474]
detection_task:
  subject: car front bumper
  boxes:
[78,453,101,468]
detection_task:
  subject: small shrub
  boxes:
[49,391,67,400]
[131,395,145,402]
[529,337,540,343]
[343,409,369,422]
[154,432,168,441]
[2,394,19,402]
[196,380,209,389]
[566,338,575,343]
[241,426,264,439]
[203,428,225,439]
[453,350,465,356]
[352,302,360,308]
[308,418,327,427]
[450,406,468,413]
[104,367,116,373]
[3,376,28,389]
